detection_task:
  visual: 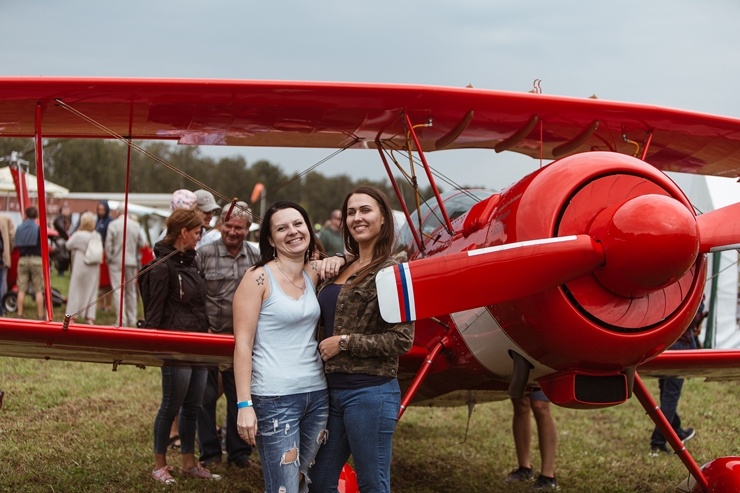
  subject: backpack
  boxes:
[83,232,104,265]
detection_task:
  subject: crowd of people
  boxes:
[4,183,713,492]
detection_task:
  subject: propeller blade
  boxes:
[697,202,740,253]
[377,235,604,323]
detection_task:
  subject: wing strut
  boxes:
[114,100,139,327]
[633,372,709,491]
[398,336,449,420]
[34,103,54,321]
[377,146,425,255]
[403,112,454,234]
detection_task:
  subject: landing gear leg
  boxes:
[633,372,708,491]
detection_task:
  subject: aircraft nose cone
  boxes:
[590,194,699,298]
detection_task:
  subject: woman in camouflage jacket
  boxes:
[310,186,414,493]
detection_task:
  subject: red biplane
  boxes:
[1,77,740,492]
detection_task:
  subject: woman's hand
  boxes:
[318,335,342,361]
[316,255,347,280]
[236,407,258,446]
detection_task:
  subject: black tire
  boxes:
[3,292,17,313]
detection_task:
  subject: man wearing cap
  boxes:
[194,190,221,234]
[196,202,258,469]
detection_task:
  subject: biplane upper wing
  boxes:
[2,77,740,178]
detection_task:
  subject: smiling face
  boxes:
[220,214,249,252]
[269,207,310,259]
[345,193,384,248]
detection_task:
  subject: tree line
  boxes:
[0,138,441,226]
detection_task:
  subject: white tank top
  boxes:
[251,265,327,396]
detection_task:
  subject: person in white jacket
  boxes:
[104,206,146,327]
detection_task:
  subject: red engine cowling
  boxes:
[486,152,705,406]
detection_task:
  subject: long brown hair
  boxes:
[342,186,395,286]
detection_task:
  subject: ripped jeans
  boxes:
[253,388,329,493]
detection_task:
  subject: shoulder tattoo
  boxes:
[256,272,265,285]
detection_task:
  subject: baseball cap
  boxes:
[195,189,221,213]
[170,189,197,211]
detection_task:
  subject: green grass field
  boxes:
[1,273,739,492]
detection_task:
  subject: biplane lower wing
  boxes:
[0,318,233,368]
[638,349,740,380]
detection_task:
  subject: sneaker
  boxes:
[151,465,177,485]
[182,465,222,481]
[649,444,671,457]
[532,474,559,490]
[678,427,696,443]
[505,466,534,482]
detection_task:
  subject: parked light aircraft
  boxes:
[1,77,740,491]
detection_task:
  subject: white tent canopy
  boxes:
[0,166,69,197]
[668,172,740,349]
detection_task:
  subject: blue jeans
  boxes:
[153,365,208,455]
[309,379,401,493]
[197,367,253,464]
[254,389,329,493]
[650,338,695,446]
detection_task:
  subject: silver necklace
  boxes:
[275,259,306,290]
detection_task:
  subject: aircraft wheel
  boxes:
[2,292,17,313]
[692,456,740,492]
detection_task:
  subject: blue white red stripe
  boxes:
[376,263,416,323]
[397,263,415,322]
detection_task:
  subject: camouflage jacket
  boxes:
[317,258,414,379]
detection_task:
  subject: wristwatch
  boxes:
[334,252,346,258]
[338,334,349,351]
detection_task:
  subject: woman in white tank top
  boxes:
[233,201,345,493]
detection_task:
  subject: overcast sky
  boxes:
[3,0,740,192]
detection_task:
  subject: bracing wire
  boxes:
[55,98,359,225]
[62,248,180,329]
